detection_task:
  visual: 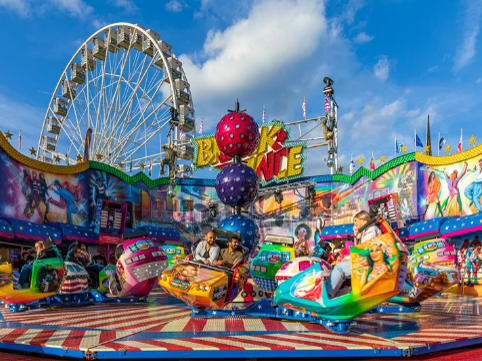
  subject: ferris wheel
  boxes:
[37,22,195,176]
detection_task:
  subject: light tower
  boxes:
[322,77,339,175]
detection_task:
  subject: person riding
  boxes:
[213,236,243,268]
[325,210,382,299]
[16,255,35,289]
[36,241,57,260]
[193,231,220,266]
[67,245,100,289]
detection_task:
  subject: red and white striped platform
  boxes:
[0,290,481,359]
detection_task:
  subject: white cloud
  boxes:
[352,32,373,44]
[48,0,93,19]
[180,0,330,128]
[110,0,139,14]
[351,99,403,140]
[453,0,482,71]
[427,65,438,72]
[0,0,31,17]
[0,0,100,26]
[166,0,183,13]
[0,91,45,156]
[338,0,366,25]
[373,56,389,81]
[476,77,482,83]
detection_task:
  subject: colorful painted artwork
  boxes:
[418,155,482,219]
[273,221,408,320]
[0,149,88,225]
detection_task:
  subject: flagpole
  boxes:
[414,129,416,152]
[438,132,440,156]
[394,134,396,158]
[461,128,463,152]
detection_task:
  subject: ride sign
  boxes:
[192,122,306,185]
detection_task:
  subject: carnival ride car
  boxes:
[250,235,296,293]
[0,239,65,309]
[162,241,188,267]
[159,228,250,309]
[273,214,409,330]
[390,238,459,307]
[0,231,167,312]
[109,231,168,298]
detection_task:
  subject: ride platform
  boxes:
[0,290,481,359]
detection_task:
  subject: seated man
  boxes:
[325,210,382,298]
[17,255,35,289]
[193,231,220,266]
[213,236,243,269]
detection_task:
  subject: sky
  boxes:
[0,0,481,180]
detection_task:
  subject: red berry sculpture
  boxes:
[215,111,260,158]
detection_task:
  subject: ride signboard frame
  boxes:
[192,122,307,185]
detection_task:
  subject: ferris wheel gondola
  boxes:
[37,22,195,177]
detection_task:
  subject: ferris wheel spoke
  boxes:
[107,56,156,148]
[109,94,171,158]
[121,117,171,163]
[101,47,134,151]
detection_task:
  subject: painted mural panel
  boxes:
[418,155,482,219]
[0,149,89,225]
[89,170,139,229]
[251,161,418,255]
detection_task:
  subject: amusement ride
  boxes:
[0,21,479,359]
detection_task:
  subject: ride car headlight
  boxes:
[139,254,146,260]
[204,286,209,291]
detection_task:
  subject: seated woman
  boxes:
[213,236,243,269]
[36,241,57,260]
[325,210,382,299]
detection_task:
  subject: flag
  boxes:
[262,105,265,124]
[148,159,152,176]
[18,129,21,150]
[457,129,463,153]
[349,154,355,175]
[370,152,375,171]
[325,96,330,112]
[395,140,404,154]
[415,134,424,148]
[129,158,132,173]
[199,116,203,135]
[439,136,446,150]
[302,97,306,118]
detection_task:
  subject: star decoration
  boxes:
[401,145,408,154]
[140,162,145,169]
[379,155,386,163]
[212,311,217,315]
[28,147,36,157]
[118,161,124,169]
[469,135,477,147]
[76,154,83,162]
[337,166,343,173]
[357,158,364,165]
[423,145,430,155]
[54,155,61,164]
[4,130,13,140]
[444,145,451,155]
[96,153,102,161]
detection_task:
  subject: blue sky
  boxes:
[0,0,481,179]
